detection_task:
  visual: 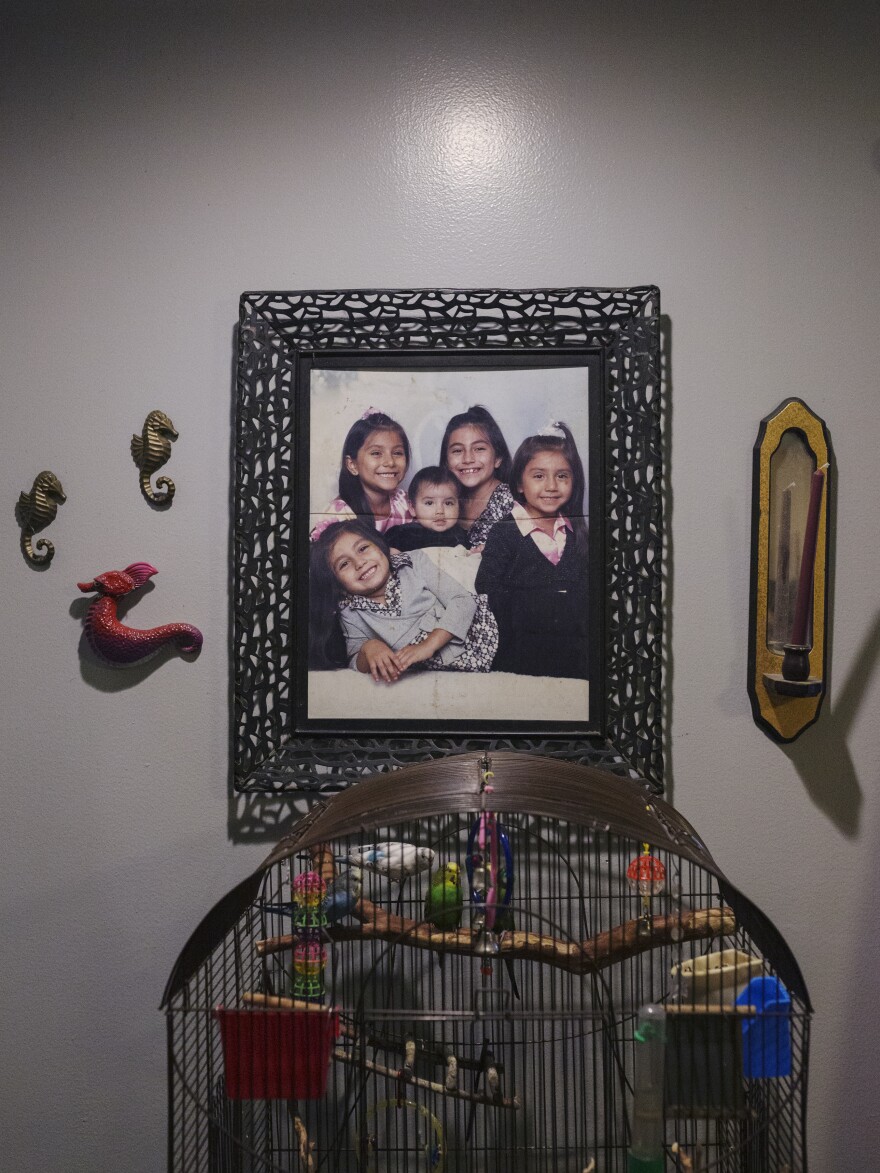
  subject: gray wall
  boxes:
[2,2,878,1168]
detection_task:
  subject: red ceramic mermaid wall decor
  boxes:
[78,561,202,665]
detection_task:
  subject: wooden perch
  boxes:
[256,905,735,976]
[244,991,354,1029]
[333,1047,521,1111]
[292,1115,315,1172]
[309,843,336,886]
[671,1143,705,1173]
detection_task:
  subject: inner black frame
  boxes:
[232,287,663,794]
[295,349,605,737]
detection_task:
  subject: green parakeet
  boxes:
[424,862,463,931]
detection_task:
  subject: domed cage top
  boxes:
[164,754,811,1173]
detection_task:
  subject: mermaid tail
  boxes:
[78,562,202,665]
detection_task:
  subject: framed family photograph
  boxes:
[300,354,602,733]
[233,288,663,795]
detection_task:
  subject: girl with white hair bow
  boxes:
[475,420,589,679]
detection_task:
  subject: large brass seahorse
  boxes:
[131,409,178,505]
[16,470,67,566]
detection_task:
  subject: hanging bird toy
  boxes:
[292,940,327,1003]
[627,844,666,933]
[292,871,327,930]
[466,811,519,998]
[467,813,514,937]
[291,871,328,1002]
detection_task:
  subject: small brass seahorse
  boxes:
[16,470,67,566]
[131,409,178,505]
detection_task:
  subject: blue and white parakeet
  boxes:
[322,867,363,924]
[349,842,435,883]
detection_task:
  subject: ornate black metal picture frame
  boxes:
[233,288,662,793]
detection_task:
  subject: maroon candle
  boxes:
[789,468,825,647]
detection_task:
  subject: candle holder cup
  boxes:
[763,641,823,699]
[781,644,811,682]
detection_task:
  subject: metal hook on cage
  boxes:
[478,752,494,798]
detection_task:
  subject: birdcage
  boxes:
[163,753,810,1172]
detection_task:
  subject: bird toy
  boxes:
[292,940,326,1003]
[77,562,202,665]
[292,871,327,930]
[627,844,666,934]
[466,813,514,935]
[466,812,519,997]
[465,780,517,1142]
[263,866,363,926]
[291,871,327,1002]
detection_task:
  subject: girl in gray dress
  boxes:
[309,520,497,682]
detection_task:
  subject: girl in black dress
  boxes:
[475,422,588,679]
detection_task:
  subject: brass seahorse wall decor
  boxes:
[16,470,67,566]
[132,409,179,505]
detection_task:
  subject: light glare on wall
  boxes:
[435,98,507,184]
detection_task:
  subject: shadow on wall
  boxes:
[829,775,880,1157]
[229,790,314,844]
[784,608,880,839]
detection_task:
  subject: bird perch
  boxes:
[257,842,734,976]
[333,1048,520,1110]
[256,905,734,976]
